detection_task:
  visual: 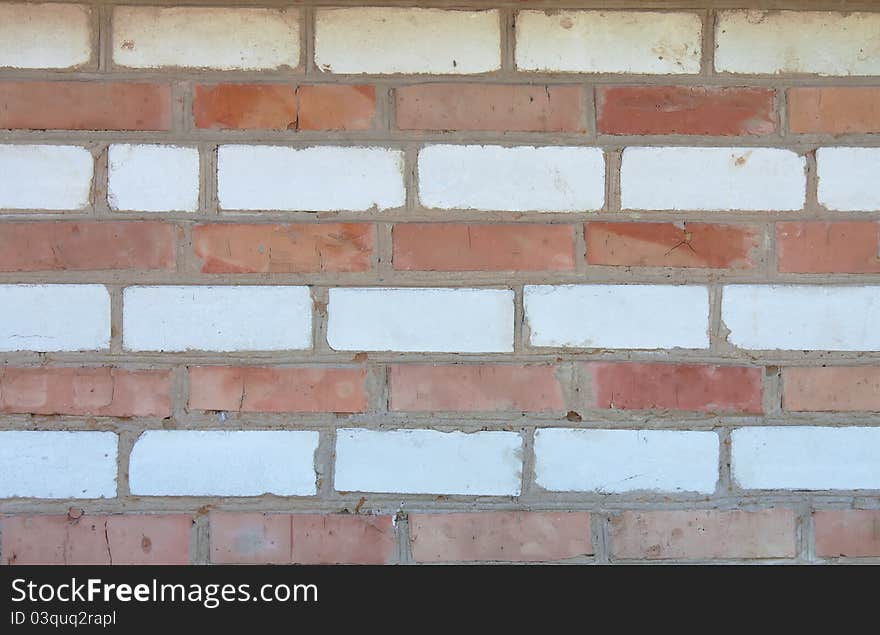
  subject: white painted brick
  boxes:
[817,148,880,212]
[0,285,110,352]
[218,146,405,212]
[418,145,605,212]
[123,286,312,352]
[335,429,522,495]
[535,429,719,494]
[0,431,116,498]
[716,11,880,76]
[621,147,806,211]
[515,10,702,74]
[722,285,880,351]
[0,3,92,69]
[129,431,318,496]
[0,145,92,210]
[113,7,300,70]
[524,285,709,349]
[732,426,880,490]
[315,7,500,74]
[327,288,514,353]
[108,145,199,212]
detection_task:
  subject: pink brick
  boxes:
[292,515,395,564]
[814,510,880,558]
[209,512,291,565]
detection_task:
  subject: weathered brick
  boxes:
[610,510,797,560]
[0,367,171,417]
[788,88,880,134]
[597,86,775,136]
[814,510,880,558]
[393,223,574,271]
[783,367,880,412]
[777,222,880,273]
[389,364,564,412]
[396,84,582,132]
[410,512,592,562]
[585,222,759,269]
[0,222,176,272]
[193,223,372,273]
[188,366,367,414]
[209,512,291,565]
[583,362,763,413]
[0,4,92,69]
[297,85,375,130]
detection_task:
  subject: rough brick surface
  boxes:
[814,511,880,558]
[788,87,880,134]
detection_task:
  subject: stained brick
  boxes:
[776,222,880,273]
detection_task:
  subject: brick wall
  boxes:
[1,1,879,565]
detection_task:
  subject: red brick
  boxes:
[585,222,759,269]
[188,366,367,413]
[814,510,880,558]
[410,512,592,562]
[193,84,375,130]
[596,86,775,136]
[210,512,291,565]
[1,515,190,565]
[787,87,880,134]
[584,362,763,413]
[209,513,395,564]
[610,510,797,560]
[0,221,176,272]
[291,515,395,564]
[393,224,575,271]
[776,222,880,273]
[0,367,171,417]
[396,84,582,132]
[0,81,171,131]
[783,367,880,412]
[193,223,372,273]
[389,364,564,412]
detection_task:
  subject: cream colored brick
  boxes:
[0,3,92,69]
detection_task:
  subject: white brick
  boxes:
[335,429,522,495]
[723,285,880,351]
[0,145,92,210]
[0,3,91,69]
[621,147,806,211]
[218,146,405,212]
[524,285,709,349]
[418,145,605,212]
[716,11,880,76]
[123,286,312,352]
[515,10,702,74]
[817,148,880,211]
[113,7,299,70]
[129,431,318,496]
[0,431,116,498]
[535,429,719,494]
[108,145,199,212]
[327,288,514,353]
[0,285,110,352]
[732,427,880,490]
[315,8,500,74]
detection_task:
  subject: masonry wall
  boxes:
[1,0,879,565]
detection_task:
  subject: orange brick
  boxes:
[396,84,582,132]
[389,364,564,412]
[188,366,367,413]
[788,87,880,134]
[0,81,171,131]
[814,510,880,558]
[783,367,880,412]
[610,510,797,560]
[597,86,776,136]
[776,221,880,273]
[393,224,574,271]
[585,222,759,269]
[297,85,375,130]
[410,512,592,562]
[0,221,176,272]
[1,515,190,565]
[584,362,763,413]
[193,223,372,273]
[0,367,171,417]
